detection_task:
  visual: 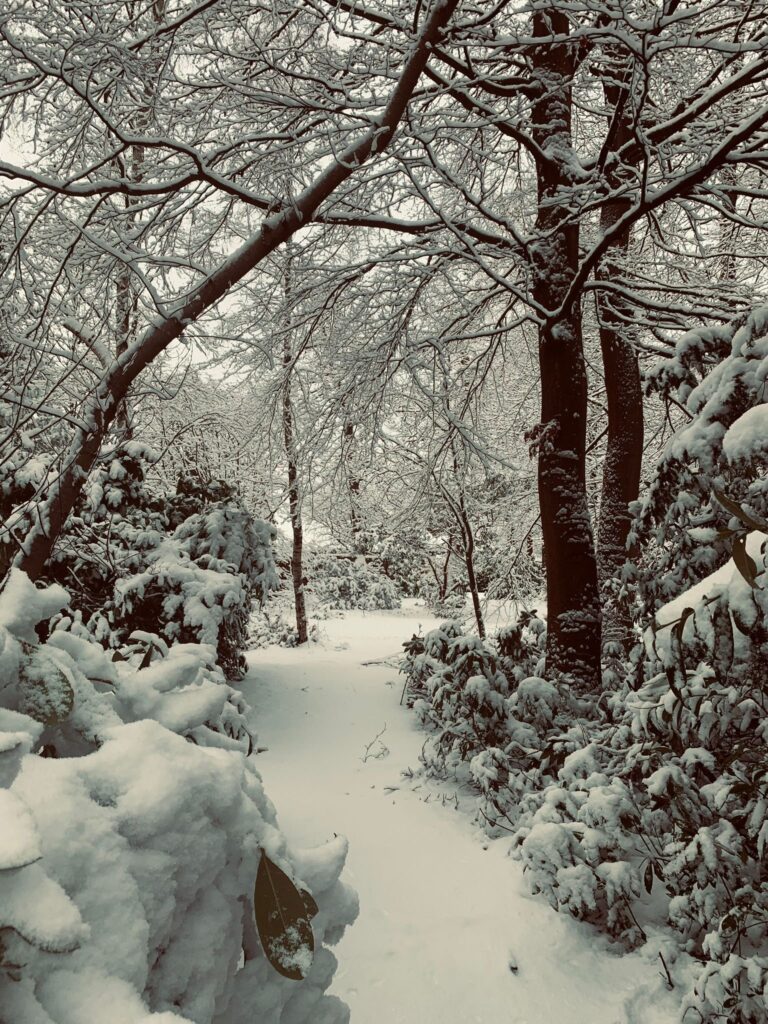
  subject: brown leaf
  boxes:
[254,853,314,981]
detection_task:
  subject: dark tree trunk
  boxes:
[595,70,643,653]
[282,256,309,645]
[282,378,308,645]
[458,501,485,638]
[530,9,601,689]
[342,419,362,544]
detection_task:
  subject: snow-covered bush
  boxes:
[110,499,278,679]
[403,307,768,1022]
[42,441,169,623]
[0,572,357,1024]
[424,588,467,618]
[400,614,562,800]
[248,607,320,649]
[47,463,278,679]
[630,305,768,616]
[414,630,514,773]
[350,527,433,597]
[511,528,768,1012]
[309,555,400,612]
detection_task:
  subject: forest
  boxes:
[1,0,767,1021]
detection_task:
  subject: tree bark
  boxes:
[595,66,644,653]
[530,9,601,689]
[458,498,485,638]
[342,419,362,545]
[282,325,308,645]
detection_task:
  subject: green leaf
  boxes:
[19,659,75,726]
[300,889,319,919]
[139,643,155,669]
[713,490,768,531]
[732,533,758,588]
[711,600,734,680]
[254,853,315,981]
[643,860,654,895]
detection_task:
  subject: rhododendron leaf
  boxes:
[254,853,314,981]
[732,534,758,588]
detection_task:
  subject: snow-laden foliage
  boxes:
[346,528,430,598]
[403,551,768,1022]
[515,531,768,1023]
[48,464,278,679]
[631,305,768,615]
[248,607,319,650]
[400,613,568,832]
[0,571,357,1024]
[111,498,278,680]
[403,621,512,764]
[404,307,768,1022]
[309,555,400,612]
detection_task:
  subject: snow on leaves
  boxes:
[253,852,317,982]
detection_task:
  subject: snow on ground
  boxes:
[243,604,680,1024]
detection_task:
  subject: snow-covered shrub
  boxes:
[404,306,768,1022]
[43,440,169,624]
[110,500,278,679]
[400,615,565,797]
[247,608,320,650]
[309,555,400,612]
[405,621,656,942]
[425,588,467,618]
[513,528,768,998]
[495,610,547,682]
[403,623,497,764]
[0,571,357,1024]
[350,527,433,597]
[630,305,768,617]
[515,501,768,1010]
[47,464,278,679]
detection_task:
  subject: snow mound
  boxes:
[722,404,768,462]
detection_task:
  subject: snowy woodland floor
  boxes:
[244,605,684,1024]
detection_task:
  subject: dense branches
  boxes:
[2,0,768,684]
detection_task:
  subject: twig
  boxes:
[361,724,389,762]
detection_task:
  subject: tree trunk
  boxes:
[530,9,601,689]
[458,501,485,638]
[342,418,362,545]
[115,0,165,438]
[595,68,643,654]
[718,165,739,289]
[282,254,309,645]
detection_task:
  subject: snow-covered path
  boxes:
[243,608,679,1024]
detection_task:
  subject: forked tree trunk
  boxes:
[530,9,601,689]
